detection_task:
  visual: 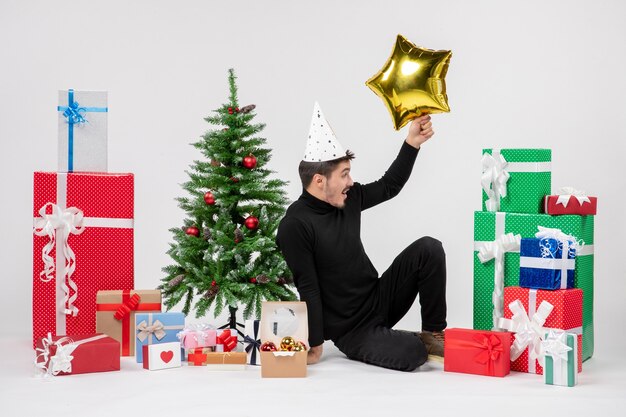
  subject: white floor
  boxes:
[2,336,625,416]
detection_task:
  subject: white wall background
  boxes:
[1,0,624,358]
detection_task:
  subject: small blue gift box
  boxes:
[519,237,576,290]
[135,312,185,363]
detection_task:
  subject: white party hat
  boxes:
[303,102,346,162]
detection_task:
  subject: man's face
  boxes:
[322,160,354,208]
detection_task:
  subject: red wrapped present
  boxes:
[499,287,583,374]
[215,329,238,352]
[32,172,134,348]
[35,333,120,376]
[444,328,511,377]
[543,187,597,215]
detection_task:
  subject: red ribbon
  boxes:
[96,291,161,356]
[113,293,141,320]
[447,333,504,376]
[217,329,237,352]
[188,348,208,366]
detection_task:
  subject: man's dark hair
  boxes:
[298,150,355,188]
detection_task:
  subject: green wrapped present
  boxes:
[481,149,551,214]
[473,211,594,360]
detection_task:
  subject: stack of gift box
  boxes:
[31,90,309,378]
[445,148,596,387]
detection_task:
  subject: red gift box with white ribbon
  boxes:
[35,333,120,376]
[499,286,583,375]
[32,172,134,348]
[543,187,597,215]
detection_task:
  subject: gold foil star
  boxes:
[366,34,452,130]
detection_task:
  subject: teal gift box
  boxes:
[543,331,578,387]
[135,312,185,363]
[473,211,594,361]
[481,148,551,214]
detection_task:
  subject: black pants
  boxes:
[333,237,447,372]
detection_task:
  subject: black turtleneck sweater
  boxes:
[276,142,419,347]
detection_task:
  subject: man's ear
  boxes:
[312,173,325,188]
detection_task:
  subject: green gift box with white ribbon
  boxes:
[482,149,551,214]
[543,331,578,387]
[473,211,594,360]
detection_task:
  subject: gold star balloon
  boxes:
[366,34,452,130]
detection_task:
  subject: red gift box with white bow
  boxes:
[35,333,120,376]
[32,172,134,348]
[543,187,597,215]
[499,286,583,375]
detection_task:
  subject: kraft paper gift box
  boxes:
[244,319,262,365]
[57,89,108,172]
[177,324,217,350]
[135,312,185,363]
[96,290,162,356]
[519,237,576,290]
[481,148,551,214]
[33,172,134,348]
[499,287,583,375]
[260,301,308,378]
[473,210,594,360]
[443,328,511,377]
[142,341,181,370]
[35,333,120,376]
[204,352,247,370]
[543,331,579,387]
[544,188,597,216]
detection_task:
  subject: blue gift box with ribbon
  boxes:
[135,312,185,363]
[519,237,576,290]
[57,89,108,173]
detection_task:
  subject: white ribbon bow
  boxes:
[477,232,521,328]
[481,152,510,212]
[498,299,553,370]
[556,186,591,208]
[35,333,77,376]
[536,226,582,257]
[136,320,166,342]
[33,203,85,316]
[542,330,572,362]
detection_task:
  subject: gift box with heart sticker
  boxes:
[142,341,181,370]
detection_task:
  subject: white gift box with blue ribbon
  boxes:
[57,89,108,172]
[519,227,578,290]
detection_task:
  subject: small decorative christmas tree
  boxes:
[160,68,296,323]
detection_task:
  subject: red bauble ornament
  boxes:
[211,280,217,287]
[261,342,277,352]
[244,216,259,230]
[204,191,215,205]
[228,107,234,114]
[235,107,239,113]
[230,176,239,183]
[185,226,200,237]
[242,154,257,169]
[250,277,257,284]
